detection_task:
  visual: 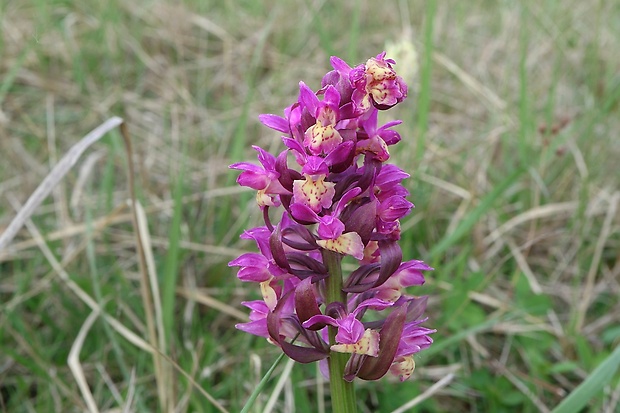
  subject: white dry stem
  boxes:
[507,238,543,294]
[492,361,550,413]
[0,116,124,251]
[576,192,620,332]
[483,202,580,259]
[95,363,124,407]
[262,358,295,413]
[68,309,101,413]
[432,51,508,114]
[134,200,171,410]
[176,287,247,322]
[122,369,137,413]
[390,372,456,413]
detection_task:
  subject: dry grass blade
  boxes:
[176,287,248,322]
[390,372,456,413]
[134,200,176,411]
[432,51,507,112]
[0,117,124,251]
[119,124,170,411]
[492,361,550,413]
[576,192,620,332]
[68,309,102,413]
[507,238,543,294]
[263,358,295,413]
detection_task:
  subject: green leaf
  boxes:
[240,352,286,413]
[551,344,620,413]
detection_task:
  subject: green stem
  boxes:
[322,250,357,413]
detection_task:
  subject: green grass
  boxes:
[1,0,620,412]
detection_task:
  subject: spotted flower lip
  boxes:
[229,52,434,383]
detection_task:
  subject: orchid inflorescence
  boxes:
[229,52,435,382]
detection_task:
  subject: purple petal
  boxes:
[323,85,341,109]
[235,319,269,338]
[295,278,322,325]
[228,253,266,268]
[282,137,307,157]
[290,203,319,224]
[378,128,401,145]
[301,156,329,176]
[332,187,362,216]
[236,172,269,190]
[356,304,406,380]
[317,215,345,240]
[303,314,337,330]
[253,145,277,169]
[335,314,365,344]
[330,56,352,74]
[259,114,289,133]
[299,81,320,117]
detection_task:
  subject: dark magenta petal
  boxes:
[295,278,322,325]
[325,141,356,173]
[281,225,318,250]
[375,164,409,187]
[343,353,365,382]
[229,162,263,173]
[270,224,291,271]
[356,304,406,380]
[282,137,306,156]
[343,198,377,246]
[286,252,327,275]
[280,340,330,363]
[324,140,354,166]
[405,296,429,322]
[237,267,271,282]
[259,114,290,133]
[228,252,266,268]
[362,109,379,135]
[267,293,329,363]
[371,240,402,289]
[321,69,340,89]
[343,263,380,292]
[275,149,300,190]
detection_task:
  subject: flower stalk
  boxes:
[323,250,357,412]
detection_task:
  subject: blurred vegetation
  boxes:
[1,0,619,411]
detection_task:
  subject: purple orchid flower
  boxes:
[229,53,434,384]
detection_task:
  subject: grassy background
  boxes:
[1,0,619,412]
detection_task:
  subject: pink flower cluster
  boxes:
[230,53,434,381]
